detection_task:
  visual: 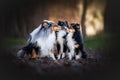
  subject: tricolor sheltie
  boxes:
[70,23,87,59]
[55,20,69,59]
[17,20,61,60]
[37,21,61,60]
[17,20,87,61]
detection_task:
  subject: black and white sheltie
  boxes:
[70,23,87,59]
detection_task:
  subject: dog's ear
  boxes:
[42,21,49,27]
[65,20,69,27]
[58,21,62,25]
[76,24,80,29]
[65,20,68,25]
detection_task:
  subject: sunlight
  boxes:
[48,5,80,23]
[86,25,96,36]
[48,0,105,37]
[78,0,105,36]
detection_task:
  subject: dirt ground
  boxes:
[0,46,117,80]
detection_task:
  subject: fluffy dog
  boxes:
[71,23,87,59]
[18,20,61,60]
[28,20,54,43]
[35,20,61,60]
[56,20,69,59]
[65,25,76,60]
[17,20,87,61]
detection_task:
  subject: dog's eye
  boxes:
[49,23,53,27]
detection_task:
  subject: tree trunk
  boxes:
[104,0,120,34]
[81,0,88,38]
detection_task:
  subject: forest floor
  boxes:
[0,46,105,80]
[0,34,116,80]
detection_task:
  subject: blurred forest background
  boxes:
[0,0,120,80]
[0,0,106,38]
[0,0,119,49]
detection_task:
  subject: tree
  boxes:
[104,0,120,34]
[81,0,89,38]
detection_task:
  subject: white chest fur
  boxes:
[36,32,56,57]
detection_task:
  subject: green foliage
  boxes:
[0,38,26,47]
[0,34,115,49]
[84,34,114,49]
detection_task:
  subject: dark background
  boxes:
[0,0,120,80]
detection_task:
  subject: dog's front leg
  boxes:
[75,50,82,60]
[61,52,65,58]
[49,49,56,60]
[57,43,64,59]
[68,52,72,60]
[67,44,75,60]
[74,44,81,60]
[69,49,75,60]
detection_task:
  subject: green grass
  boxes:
[0,38,26,47]
[84,34,114,49]
[0,34,115,49]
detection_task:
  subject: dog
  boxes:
[55,20,69,59]
[17,20,87,61]
[17,20,60,60]
[70,23,87,59]
[35,20,61,60]
[65,25,76,60]
[28,20,54,43]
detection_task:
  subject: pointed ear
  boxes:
[58,21,61,25]
[76,23,80,26]
[65,21,68,25]
[76,24,80,29]
[65,21,69,26]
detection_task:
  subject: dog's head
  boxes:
[67,23,77,33]
[58,20,69,30]
[42,20,61,32]
[41,20,55,28]
[51,24,61,32]
[70,23,80,30]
